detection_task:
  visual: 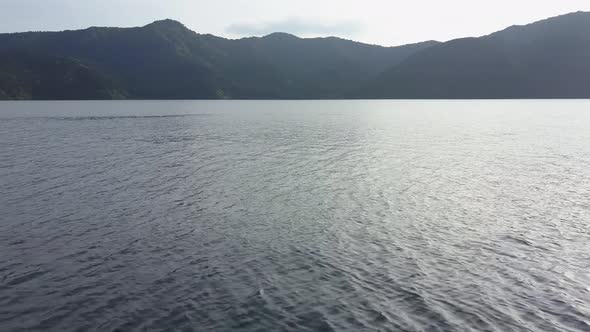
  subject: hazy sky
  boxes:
[1,0,589,46]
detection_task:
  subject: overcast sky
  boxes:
[1,0,589,46]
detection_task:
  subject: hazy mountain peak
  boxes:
[360,10,590,99]
[145,19,188,31]
[488,10,590,38]
[261,32,300,40]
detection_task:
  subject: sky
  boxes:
[1,0,590,46]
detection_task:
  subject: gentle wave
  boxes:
[1,100,590,331]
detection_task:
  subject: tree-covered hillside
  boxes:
[1,12,590,99]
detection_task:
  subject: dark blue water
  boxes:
[1,100,590,331]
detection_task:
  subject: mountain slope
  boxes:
[1,12,589,100]
[231,34,437,98]
[0,21,436,99]
[361,11,590,99]
[0,20,235,99]
[0,52,126,100]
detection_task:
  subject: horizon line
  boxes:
[0,10,587,48]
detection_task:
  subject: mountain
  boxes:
[0,12,589,100]
[229,33,437,98]
[360,11,590,99]
[0,20,235,99]
[0,51,126,100]
[0,20,436,99]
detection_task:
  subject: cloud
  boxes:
[226,17,363,37]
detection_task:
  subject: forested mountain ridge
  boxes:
[0,20,435,99]
[359,11,590,99]
[1,11,589,100]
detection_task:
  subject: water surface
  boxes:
[1,100,590,331]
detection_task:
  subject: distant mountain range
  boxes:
[0,12,589,100]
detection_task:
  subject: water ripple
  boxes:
[1,100,590,331]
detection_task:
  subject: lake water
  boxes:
[1,100,589,331]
